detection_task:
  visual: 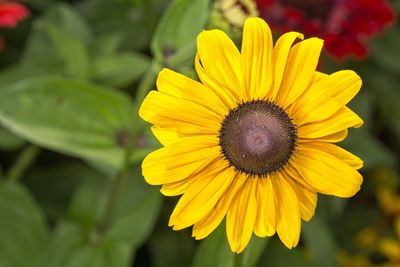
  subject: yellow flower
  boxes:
[139,17,363,253]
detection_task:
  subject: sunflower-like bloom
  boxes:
[139,17,363,253]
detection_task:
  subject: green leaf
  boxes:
[0,181,49,267]
[92,52,151,88]
[39,22,90,79]
[191,224,234,267]
[41,171,161,267]
[0,126,24,150]
[151,0,211,64]
[192,223,267,267]
[257,239,318,267]
[242,236,269,267]
[0,77,136,168]
[301,216,338,267]
[40,221,131,267]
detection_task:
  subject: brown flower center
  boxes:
[219,100,297,176]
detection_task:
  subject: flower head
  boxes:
[139,17,363,253]
[256,0,395,59]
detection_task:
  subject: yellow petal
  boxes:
[151,126,179,146]
[169,164,235,230]
[292,70,362,124]
[157,68,229,116]
[192,172,247,239]
[241,17,273,100]
[287,179,317,221]
[303,141,363,169]
[160,178,192,196]
[142,136,220,185]
[270,31,303,99]
[226,177,257,253]
[272,173,301,248]
[276,37,323,108]
[197,29,244,103]
[298,107,363,140]
[254,176,276,237]
[195,53,238,110]
[292,145,363,197]
[139,91,222,134]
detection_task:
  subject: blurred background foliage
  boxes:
[0,0,399,267]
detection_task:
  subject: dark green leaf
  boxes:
[0,126,24,151]
[151,0,211,64]
[0,77,136,168]
[0,181,49,267]
[191,223,234,267]
[302,216,338,267]
[39,22,90,79]
[371,26,400,75]
[257,238,318,267]
[92,52,151,88]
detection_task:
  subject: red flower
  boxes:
[0,2,29,28]
[256,0,395,60]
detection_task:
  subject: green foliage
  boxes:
[0,77,136,168]
[0,181,49,267]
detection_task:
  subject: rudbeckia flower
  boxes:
[139,17,363,253]
[256,0,395,60]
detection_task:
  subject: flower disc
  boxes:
[219,100,297,176]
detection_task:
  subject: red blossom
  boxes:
[256,0,396,60]
[0,2,29,28]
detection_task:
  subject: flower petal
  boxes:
[226,177,257,253]
[192,172,247,240]
[142,136,220,185]
[241,17,273,100]
[275,37,323,108]
[304,141,363,170]
[157,68,229,116]
[270,31,303,99]
[139,91,222,134]
[196,29,244,103]
[151,126,179,146]
[254,176,276,237]
[273,173,301,248]
[298,107,363,140]
[292,145,363,197]
[169,164,236,230]
[292,70,362,124]
[287,179,317,221]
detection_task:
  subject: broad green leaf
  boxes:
[0,126,24,150]
[191,224,234,267]
[148,228,195,267]
[39,22,90,79]
[302,216,338,267]
[0,181,49,267]
[92,52,151,88]
[242,236,269,267]
[151,0,211,64]
[0,77,136,168]
[41,171,161,267]
[257,239,318,267]
[39,221,131,267]
[192,223,267,267]
[41,2,93,44]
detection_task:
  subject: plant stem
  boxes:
[97,149,132,234]
[6,144,40,182]
[234,252,243,267]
